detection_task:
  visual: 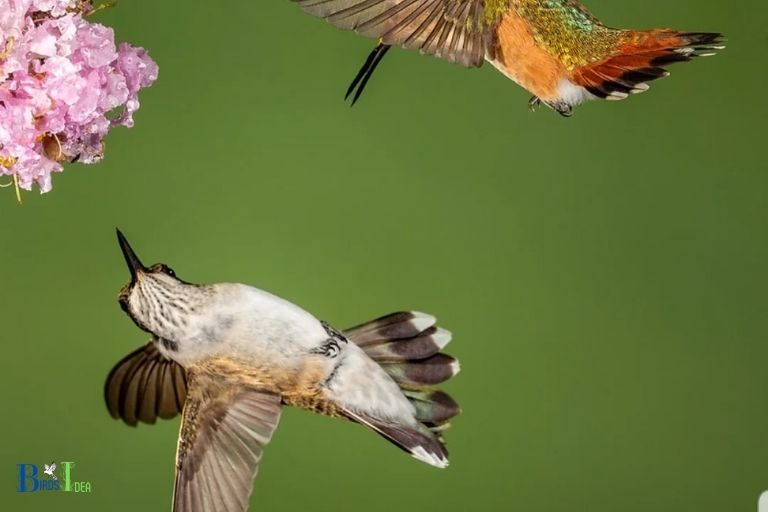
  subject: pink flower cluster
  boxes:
[0,0,157,193]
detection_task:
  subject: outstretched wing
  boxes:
[104,340,187,426]
[293,0,500,67]
[172,372,283,512]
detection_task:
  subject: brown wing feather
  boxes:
[104,341,188,426]
[293,0,495,67]
[172,371,283,512]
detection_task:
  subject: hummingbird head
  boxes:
[116,229,209,341]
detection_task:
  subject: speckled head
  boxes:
[115,229,207,341]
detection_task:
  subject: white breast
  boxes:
[174,283,329,364]
[227,283,331,353]
[324,343,416,425]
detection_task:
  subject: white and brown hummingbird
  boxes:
[105,230,461,512]
[292,0,724,115]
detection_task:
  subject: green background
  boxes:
[1,1,766,511]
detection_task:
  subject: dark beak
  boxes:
[116,229,146,280]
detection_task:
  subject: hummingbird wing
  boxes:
[104,340,187,426]
[293,0,498,67]
[172,373,282,512]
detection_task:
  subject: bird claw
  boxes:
[530,96,573,117]
[548,101,573,118]
[555,105,573,117]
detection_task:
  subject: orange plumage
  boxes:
[293,0,724,115]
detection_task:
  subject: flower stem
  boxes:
[13,174,21,204]
[87,1,118,16]
[0,174,22,204]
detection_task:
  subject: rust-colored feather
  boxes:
[571,30,724,99]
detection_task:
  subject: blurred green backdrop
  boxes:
[1,1,767,511]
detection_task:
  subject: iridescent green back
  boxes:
[480,0,514,29]
[514,0,627,69]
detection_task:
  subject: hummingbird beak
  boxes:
[116,229,146,281]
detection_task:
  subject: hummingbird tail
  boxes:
[343,311,461,465]
[571,30,725,100]
[342,408,451,468]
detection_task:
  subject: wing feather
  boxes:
[294,0,496,67]
[172,373,282,512]
[104,341,187,426]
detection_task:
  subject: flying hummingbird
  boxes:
[292,0,724,115]
[105,230,461,512]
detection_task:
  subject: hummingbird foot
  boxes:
[546,100,573,118]
[528,96,573,118]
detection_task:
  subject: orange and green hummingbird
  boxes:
[292,0,724,115]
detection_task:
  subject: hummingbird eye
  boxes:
[159,264,175,277]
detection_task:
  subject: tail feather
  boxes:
[403,389,461,425]
[382,353,460,387]
[342,408,449,468]
[342,311,461,466]
[572,30,725,100]
[344,310,437,346]
[362,326,451,361]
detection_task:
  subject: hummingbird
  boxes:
[105,230,461,512]
[292,0,724,115]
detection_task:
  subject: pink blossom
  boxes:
[0,0,157,194]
